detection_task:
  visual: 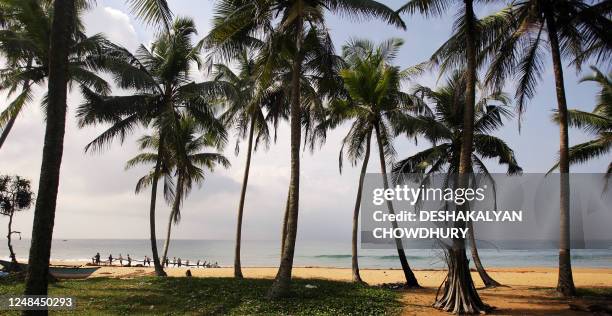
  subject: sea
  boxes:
[1,239,611,268]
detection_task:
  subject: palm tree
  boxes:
[314,38,425,286]
[392,72,522,288]
[126,117,230,264]
[0,0,111,151]
[398,0,494,311]
[77,17,228,277]
[21,0,173,299]
[484,0,612,297]
[0,175,34,271]
[208,0,405,298]
[212,49,290,278]
[549,66,611,182]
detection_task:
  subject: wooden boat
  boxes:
[0,260,100,279]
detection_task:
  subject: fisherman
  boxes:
[164,257,169,267]
[177,257,182,267]
[185,259,190,267]
[172,257,176,267]
[196,260,200,268]
[127,254,132,267]
[118,254,123,267]
[147,256,152,267]
[95,253,100,265]
[108,254,113,266]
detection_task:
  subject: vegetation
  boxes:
[483,0,611,297]
[550,66,611,180]
[77,17,229,276]
[314,38,424,285]
[0,0,610,314]
[0,277,402,315]
[0,175,34,270]
[125,117,230,266]
[392,72,522,288]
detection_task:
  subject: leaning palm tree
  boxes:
[213,50,289,278]
[126,117,230,264]
[208,0,405,298]
[77,17,228,277]
[21,0,173,298]
[549,66,611,182]
[392,72,522,288]
[398,0,495,311]
[314,38,425,286]
[484,0,611,297]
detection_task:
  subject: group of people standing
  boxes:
[162,257,219,268]
[92,252,219,268]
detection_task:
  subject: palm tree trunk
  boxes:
[234,114,256,278]
[149,139,167,277]
[280,189,290,258]
[373,124,419,287]
[7,211,20,272]
[544,5,576,297]
[162,174,183,264]
[268,13,303,299]
[351,131,372,283]
[161,208,174,264]
[0,114,17,150]
[467,221,501,287]
[434,0,487,313]
[24,0,74,304]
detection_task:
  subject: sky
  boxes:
[0,0,608,242]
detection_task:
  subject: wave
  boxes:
[314,255,352,259]
[313,254,423,260]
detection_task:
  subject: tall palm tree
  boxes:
[484,0,612,297]
[21,0,173,299]
[398,0,493,311]
[208,0,405,298]
[126,117,230,264]
[213,50,289,278]
[549,66,611,182]
[314,38,424,286]
[77,17,228,277]
[392,72,522,288]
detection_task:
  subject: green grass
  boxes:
[0,277,402,315]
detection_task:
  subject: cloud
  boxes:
[84,6,139,51]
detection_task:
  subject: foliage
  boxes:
[0,175,33,216]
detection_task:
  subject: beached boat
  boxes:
[0,260,100,279]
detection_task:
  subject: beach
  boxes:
[48,262,612,315]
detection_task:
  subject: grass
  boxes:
[0,276,402,315]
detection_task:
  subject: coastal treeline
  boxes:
[0,0,610,315]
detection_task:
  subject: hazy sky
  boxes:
[0,0,608,242]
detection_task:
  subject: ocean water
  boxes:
[1,239,611,268]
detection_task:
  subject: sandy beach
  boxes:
[47,262,612,315]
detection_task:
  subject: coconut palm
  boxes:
[0,0,112,151]
[208,0,405,298]
[20,0,173,299]
[313,38,426,286]
[392,72,522,288]
[549,66,611,182]
[211,49,290,278]
[483,0,612,297]
[398,0,495,311]
[0,175,34,271]
[126,117,230,264]
[77,17,229,277]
